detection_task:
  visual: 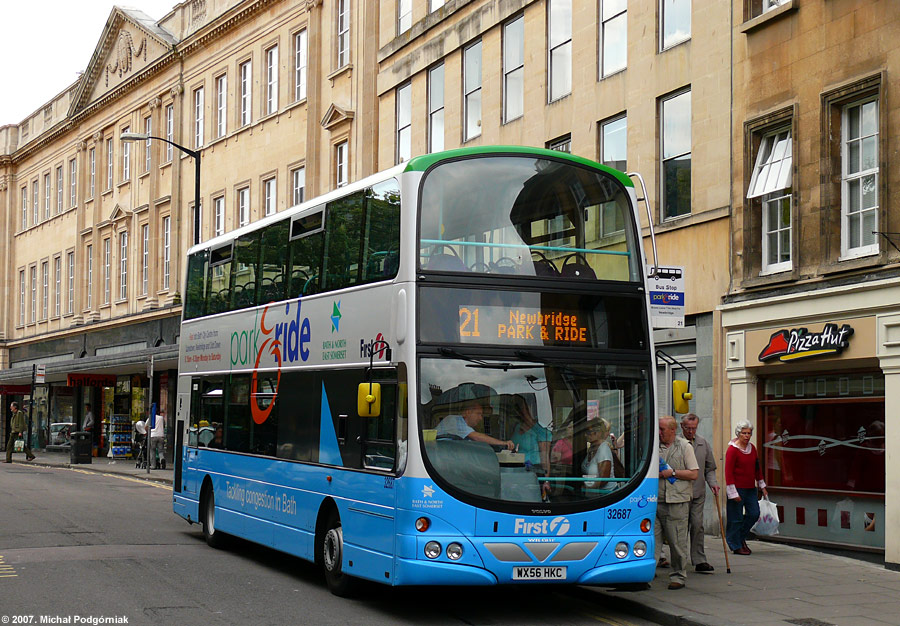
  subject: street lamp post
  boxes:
[120,132,201,245]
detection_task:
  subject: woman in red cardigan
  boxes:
[725,419,768,555]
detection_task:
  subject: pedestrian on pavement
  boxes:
[680,413,719,573]
[725,419,768,555]
[83,403,94,432]
[655,415,698,590]
[150,409,166,470]
[5,401,36,463]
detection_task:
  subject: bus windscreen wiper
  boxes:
[437,347,537,371]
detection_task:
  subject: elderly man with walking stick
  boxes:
[680,413,719,573]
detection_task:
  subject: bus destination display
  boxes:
[458,305,589,345]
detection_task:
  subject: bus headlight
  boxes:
[633,541,647,557]
[614,542,629,559]
[446,543,463,560]
[424,541,442,559]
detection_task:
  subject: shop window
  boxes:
[795,507,805,525]
[761,373,884,494]
[817,509,827,527]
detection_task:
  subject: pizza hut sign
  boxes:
[758,323,854,363]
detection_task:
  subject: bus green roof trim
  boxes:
[404,146,634,187]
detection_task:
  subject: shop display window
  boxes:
[761,372,884,494]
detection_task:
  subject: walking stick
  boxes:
[714,492,731,574]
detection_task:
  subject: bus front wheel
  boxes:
[322,511,357,596]
[202,486,227,549]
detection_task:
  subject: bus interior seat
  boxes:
[426,253,468,272]
[532,253,561,277]
[561,254,597,279]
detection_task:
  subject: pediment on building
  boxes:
[69,7,178,116]
[321,103,355,130]
[108,204,131,223]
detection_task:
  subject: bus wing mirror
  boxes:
[358,382,382,417]
[673,380,692,414]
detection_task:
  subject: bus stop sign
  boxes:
[650,266,685,329]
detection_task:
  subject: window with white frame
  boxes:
[89,147,96,196]
[19,270,25,325]
[33,180,39,224]
[217,74,227,138]
[335,141,348,188]
[21,186,27,230]
[67,252,75,314]
[398,0,412,35]
[215,196,225,236]
[428,64,444,153]
[547,135,571,153]
[106,138,114,189]
[748,128,792,273]
[56,166,63,213]
[41,261,48,320]
[238,187,250,226]
[144,117,152,172]
[163,216,171,290]
[194,88,205,148]
[66,252,75,315]
[266,46,279,115]
[103,238,111,304]
[661,89,691,219]
[122,127,131,181]
[842,98,879,258]
[264,178,277,216]
[337,0,350,68]
[463,41,482,141]
[291,167,305,205]
[165,105,174,161]
[396,82,412,164]
[70,158,77,208]
[30,266,36,323]
[548,0,572,102]
[141,224,149,296]
[600,114,627,173]
[119,231,128,300]
[503,16,524,123]
[240,61,252,126]
[54,256,61,317]
[661,0,691,51]
[295,30,308,101]
[751,0,789,19]
[601,0,627,78]
[86,244,93,309]
[44,173,50,219]
[431,0,445,11]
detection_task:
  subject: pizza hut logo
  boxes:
[758,324,854,362]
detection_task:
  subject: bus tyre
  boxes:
[322,512,356,596]
[202,487,226,549]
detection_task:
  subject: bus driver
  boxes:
[436,399,515,450]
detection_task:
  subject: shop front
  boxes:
[721,278,900,566]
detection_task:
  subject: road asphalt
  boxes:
[13,451,894,626]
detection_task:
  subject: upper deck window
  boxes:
[418,155,640,282]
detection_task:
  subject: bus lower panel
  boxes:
[344,543,395,584]
[174,494,199,524]
[393,557,499,586]
[578,558,655,585]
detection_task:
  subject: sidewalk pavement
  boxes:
[586,539,897,626]
[15,449,174,485]
[10,453,895,625]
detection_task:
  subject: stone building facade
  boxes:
[722,0,900,563]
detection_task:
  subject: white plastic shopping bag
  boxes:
[751,495,779,536]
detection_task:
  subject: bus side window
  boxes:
[230,232,261,311]
[361,181,401,283]
[184,250,209,320]
[258,220,289,305]
[323,192,364,290]
[288,231,323,297]
[208,246,232,315]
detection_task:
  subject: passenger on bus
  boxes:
[436,400,514,450]
[510,395,551,472]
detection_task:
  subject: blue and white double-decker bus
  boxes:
[173,146,660,594]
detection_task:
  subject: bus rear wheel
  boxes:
[322,511,357,596]
[202,486,227,549]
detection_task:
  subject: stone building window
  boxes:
[396,82,411,164]
[660,88,691,219]
[660,0,690,51]
[548,0,572,102]
[463,41,482,141]
[428,63,444,153]
[503,15,524,123]
[748,129,793,274]
[601,0,626,78]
